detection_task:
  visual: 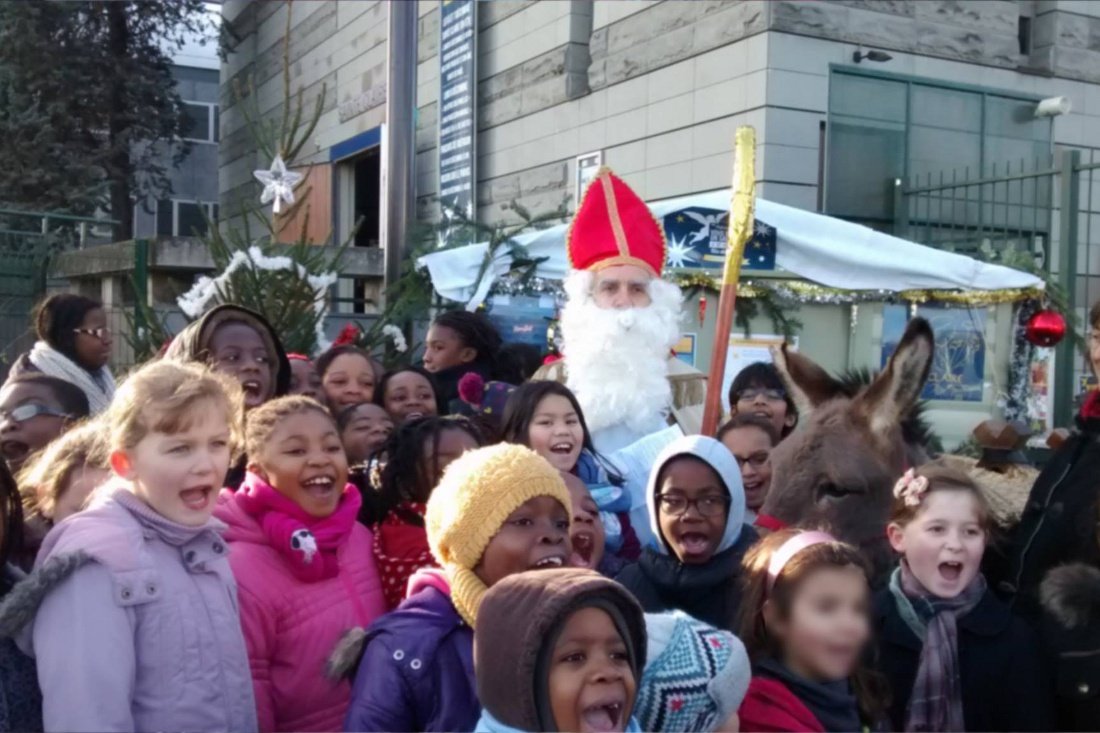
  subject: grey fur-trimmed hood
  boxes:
[1040,562,1100,630]
[0,552,91,639]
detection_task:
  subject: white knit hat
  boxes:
[635,611,751,733]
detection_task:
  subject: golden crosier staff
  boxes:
[701,127,756,437]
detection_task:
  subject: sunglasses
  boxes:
[0,403,72,424]
[73,327,112,340]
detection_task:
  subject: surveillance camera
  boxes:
[1035,96,1072,117]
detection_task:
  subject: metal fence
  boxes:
[0,209,119,378]
[896,147,1100,425]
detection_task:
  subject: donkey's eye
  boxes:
[817,482,853,501]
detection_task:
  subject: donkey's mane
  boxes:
[838,367,942,455]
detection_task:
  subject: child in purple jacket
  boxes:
[0,361,256,733]
[335,444,574,733]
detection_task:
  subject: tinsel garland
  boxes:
[1003,300,1039,423]
[669,272,1045,306]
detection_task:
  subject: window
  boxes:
[182,102,218,143]
[156,199,217,237]
[825,70,1053,228]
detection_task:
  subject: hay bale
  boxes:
[939,454,1036,529]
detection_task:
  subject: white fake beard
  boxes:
[560,270,684,435]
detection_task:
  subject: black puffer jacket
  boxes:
[998,410,1100,620]
[1039,563,1100,731]
[616,528,757,633]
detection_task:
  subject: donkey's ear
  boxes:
[857,317,934,437]
[770,342,845,417]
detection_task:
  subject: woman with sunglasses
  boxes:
[10,294,115,414]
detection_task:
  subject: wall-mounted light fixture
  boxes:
[853,47,893,64]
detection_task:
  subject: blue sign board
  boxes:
[882,304,986,402]
[661,207,776,271]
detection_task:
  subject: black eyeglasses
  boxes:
[734,451,770,470]
[73,327,111,340]
[0,404,72,424]
[736,387,786,402]
[656,494,730,517]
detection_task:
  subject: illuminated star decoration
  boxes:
[665,233,700,269]
[253,155,304,214]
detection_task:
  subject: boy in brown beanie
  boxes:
[475,568,646,733]
[341,444,573,733]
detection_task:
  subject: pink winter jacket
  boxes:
[215,490,386,733]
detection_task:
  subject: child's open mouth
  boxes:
[241,380,262,401]
[531,554,566,569]
[678,532,711,556]
[302,475,336,498]
[570,532,595,567]
[180,486,213,511]
[581,699,625,733]
[550,441,574,455]
[0,440,28,462]
[938,561,964,582]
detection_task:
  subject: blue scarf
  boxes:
[575,451,630,551]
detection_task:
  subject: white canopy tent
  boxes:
[417,190,1043,309]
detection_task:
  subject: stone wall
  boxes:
[225,0,1100,231]
[219,1,388,225]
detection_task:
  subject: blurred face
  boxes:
[428,428,479,490]
[732,385,794,438]
[474,495,570,587]
[73,308,113,370]
[53,465,109,523]
[383,371,438,423]
[0,382,71,473]
[340,403,393,465]
[322,353,376,409]
[252,410,349,519]
[564,472,605,570]
[114,401,231,526]
[721,426,773,512]
[528,395,585,472]
[656,457,730,565]
[288,359,323,402]
[887,490,987,599]
[767,565,870,683]
[423,324,475,373]
[549,606,636,733]
[592,265,652,309]
[208,322,274,409]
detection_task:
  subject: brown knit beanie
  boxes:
[475,568,647,731]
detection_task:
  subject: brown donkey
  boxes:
[759,317,935,584]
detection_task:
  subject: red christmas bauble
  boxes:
[1025,309,1066,347]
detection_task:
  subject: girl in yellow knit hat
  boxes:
[334,443,573,733]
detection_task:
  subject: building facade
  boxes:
[218,0,1100,444]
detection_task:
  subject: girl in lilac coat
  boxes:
[0,361,257,733]
[216,395,385,733]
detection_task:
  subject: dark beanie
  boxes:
[475,568,647,732]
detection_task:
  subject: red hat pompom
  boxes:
[333,323,360,347]
[458,372,486,406]
[542,353,563,366]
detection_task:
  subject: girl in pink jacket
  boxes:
[216,395,385,732]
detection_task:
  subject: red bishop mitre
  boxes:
[567,167,666,277]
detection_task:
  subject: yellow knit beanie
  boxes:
[425,443,572,627]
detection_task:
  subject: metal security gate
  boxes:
[896,147,1100,426]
